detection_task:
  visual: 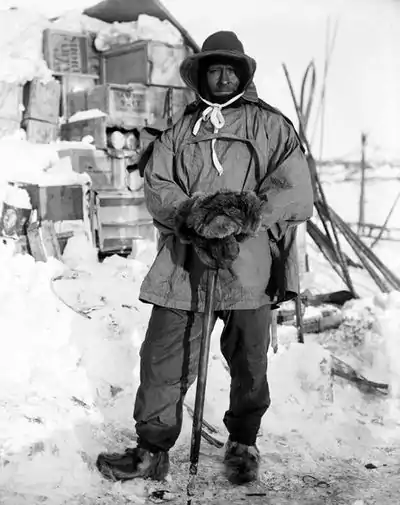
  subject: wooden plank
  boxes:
[87,84,149,128]
[43,29,90,74]
[100,221,155,240]
[41,221,62,260]
[99,237,133,253]
[23,119,58,144]
[23,79,61,124]
[0,81,23,122]
[27,220,61,262]
[98,202,150,223]
[27,222,47,262]
[97,191,144,207]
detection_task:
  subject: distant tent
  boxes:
[84,0,200,52]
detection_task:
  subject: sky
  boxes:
[2,0,400,162]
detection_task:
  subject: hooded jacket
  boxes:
[139,32,313,312]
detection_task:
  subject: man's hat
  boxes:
[180,31,256,92]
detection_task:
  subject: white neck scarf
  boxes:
[192,92,244,175]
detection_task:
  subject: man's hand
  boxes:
[176,190,263,240]
[174,190,263,269]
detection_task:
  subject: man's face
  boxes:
[206,62,241,101]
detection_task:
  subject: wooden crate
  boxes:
[98,221,156,254]
[23,78,61,124]
[96,191,151,223]
[100,41,190,87]
[87,84,149,129]
[60,116,107,149]
[58,148,113,190]
[20,184,84,222]
[43,28,90,74]
[0,81,23,122]
[23,119,58,144]
[147,86,195,124]
[56,73,98,118]
[95,190,153,253]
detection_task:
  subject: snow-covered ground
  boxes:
[0,4,399,502]
[0,164,399,504]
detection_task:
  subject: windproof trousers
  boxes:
[134,304,271,453]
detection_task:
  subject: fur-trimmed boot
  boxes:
[223,439,261,485]
[96,447,169,482]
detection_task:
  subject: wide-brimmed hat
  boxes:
[180,31,257,92]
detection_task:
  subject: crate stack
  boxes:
[42,28,100,119]
[88,40,195,254]
[51,30,196,255]
[98,40,196,126]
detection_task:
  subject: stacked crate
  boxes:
[86,40,196,254]
[42,28,99,120]
[22,79,61,143]
[53,34,195,255]
[99,40,196,125]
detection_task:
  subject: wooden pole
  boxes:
[187,268,217,504]
[358,132,368,233]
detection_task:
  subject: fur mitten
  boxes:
[193,235,240,270]
[176,190,263,241]
[174,190,263,269]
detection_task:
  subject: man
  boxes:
[97,31,313,485]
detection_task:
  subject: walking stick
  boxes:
[187,267,218,504]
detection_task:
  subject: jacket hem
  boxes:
[139,291,271,312]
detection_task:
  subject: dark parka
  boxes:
[139,50,313,312]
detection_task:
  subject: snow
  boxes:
[0,167,399,503]
[0,4,399,502]
[0,9,52,84]
[68,109,108,123]
[2,185,32,209]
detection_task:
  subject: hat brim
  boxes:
[180,50,257,92]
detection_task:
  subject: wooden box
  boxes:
[0,81,23,122]
[19,184,84,222]
[60,116,107,149]
[87,84,149,129]
[95,190,154,253]
[147,86,195,124]
[23,78,61,124]
[56,73,98,118]
[23,119,58,144]
[43,28,90,74]
[58,148,113,190]
[100,41,190,87]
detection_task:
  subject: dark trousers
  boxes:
[134,305,271,452]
